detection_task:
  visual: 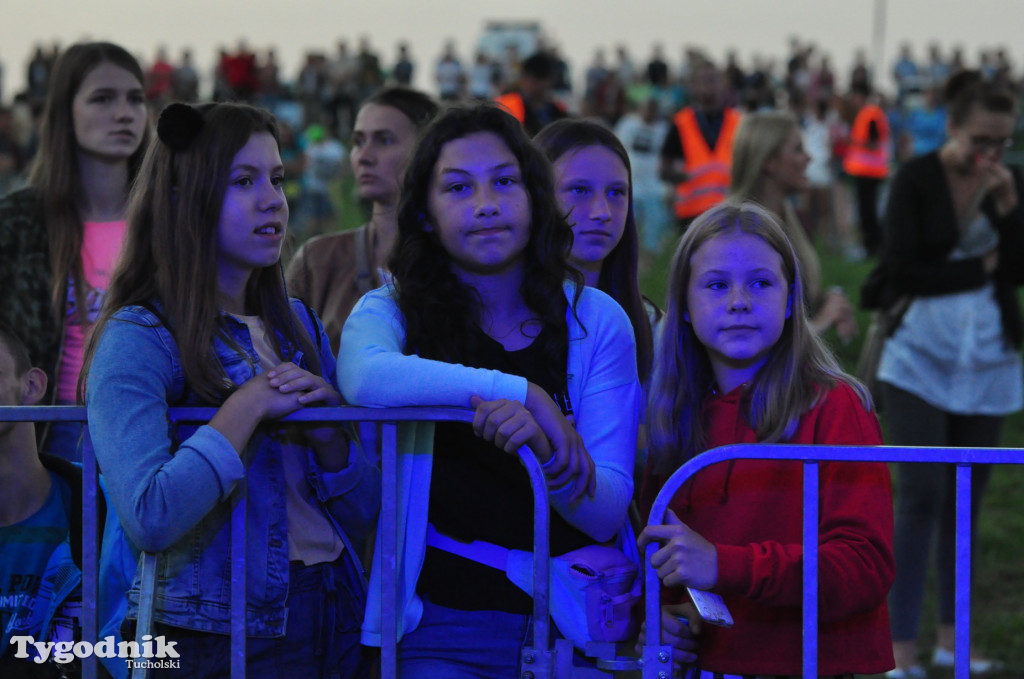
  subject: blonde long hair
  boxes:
[647,201,869,474]
[728,111,822,309]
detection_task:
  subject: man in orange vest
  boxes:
[843,84,891,257]
[660,60,741,226]
[495,52,567,137]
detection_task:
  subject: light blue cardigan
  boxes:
[338,281,641,646]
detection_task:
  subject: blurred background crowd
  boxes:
[1,31,1022,243]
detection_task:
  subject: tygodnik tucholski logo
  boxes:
[9,634,181,669]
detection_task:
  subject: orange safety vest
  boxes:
[495,92,526,123]
[672,107,741,220]
[843,104,890,179]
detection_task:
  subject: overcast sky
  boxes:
[2,0,1022,100]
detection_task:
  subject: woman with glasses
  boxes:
[873,70,1024,678]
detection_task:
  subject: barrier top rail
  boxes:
[644,442,1024,679]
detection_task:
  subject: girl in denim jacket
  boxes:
[83,103,378,678]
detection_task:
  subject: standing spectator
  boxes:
[171,48,200,102]
[810,54,837,103]
[872,72,1021,678]
[892,43,920,106]
[722,50,746,108]
[843,84,891,257]
[926,43,951,89]
[549,45,572,102]
[297,123,346,240]
[26,45,52,107]
[615,98,671,258]
[903,85,947,157]
[287,87,438,352]
[145,46,174,107]
[0,106,25,196]
[298,51,326,125]
[647,44,670,89]
[584,49,609,114]
[468,51,495,100]
[0,42,150,458]
[211,46,232,102]
[257,48,284,108]
[435,40,463,101]
[615,45,636,87]
[660,60,742,226]
[849,49,873,93]
[392,42,414,86]
[225,40,259,102]
[494,52,567,136]
[355,37,384,106]
[328,41,358,136]
[729,111,857,340]
[84,102,376,679]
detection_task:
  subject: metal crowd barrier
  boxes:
[644,443,1024,679]
[3,405,1021,679]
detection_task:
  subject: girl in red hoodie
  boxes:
[638,201,894,678]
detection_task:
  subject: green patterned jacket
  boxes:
[0,187,61,403]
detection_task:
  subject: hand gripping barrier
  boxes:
[643,442,1024,679]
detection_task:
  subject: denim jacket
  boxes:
[86,300,379,636]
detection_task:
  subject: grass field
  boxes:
[309,180,1024,676]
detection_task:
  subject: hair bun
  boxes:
[157,103,204,151]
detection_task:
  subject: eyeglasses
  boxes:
[969,135,1014,151]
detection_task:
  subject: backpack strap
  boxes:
[353,224,375,295]
[425,523,510,572]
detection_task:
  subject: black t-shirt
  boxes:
[418,324,592,613]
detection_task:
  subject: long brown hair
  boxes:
[83,103,319,404]
[27,42,150,327]
[390,103,582,378]
[534,118,655,383]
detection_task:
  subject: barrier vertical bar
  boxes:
[381,422,398,679]
[132,552,159,679]
[518,446,552,677]
[955,464,972,679]
[802,461,819,679]
[81,431,99,679]
[230,480,247,679]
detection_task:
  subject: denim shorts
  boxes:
[135,557,367,678]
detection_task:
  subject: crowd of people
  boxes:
[1,33,1022,679]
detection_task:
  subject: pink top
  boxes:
[57,221,126,404]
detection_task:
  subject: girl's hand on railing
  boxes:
[638,510,718,590]
[635,602,702,669]
[524,383,596,502]
[266,363,349,471]
[267,362,342,407]
[470,395,551,460]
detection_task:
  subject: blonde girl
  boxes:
[638,201,894,677]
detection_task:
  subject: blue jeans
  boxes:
[141,557,367,678]
[397,596,530,679]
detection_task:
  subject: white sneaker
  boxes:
[884,666,926,679]
[932,645,1005,674]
